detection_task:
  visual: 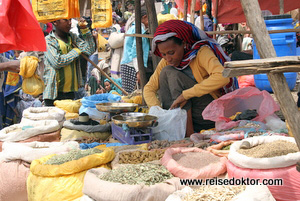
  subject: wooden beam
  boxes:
[184,0,188,21]
[225,56,300,68]
[145,0,161,71]
[223,65,300,77]
[125,29,300,39]
[279,0,284,15]
[240,0,300,164]
[190,0,196,24]
[135,0,147,91]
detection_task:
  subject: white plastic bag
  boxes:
[149,106,187,141]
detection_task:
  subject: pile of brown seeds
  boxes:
[237,140,299,158]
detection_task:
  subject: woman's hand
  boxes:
[170,94,187,109]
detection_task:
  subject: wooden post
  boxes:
[135,0,147,91]
[213,0,219,39]
[83,0,88,16]
[184,0,188,21]
[240,0,300,152]
[279,0,284,15]
[199,1,204,30]
[190,0,196,24]
[122,0,126,17]
[145,0,161,72]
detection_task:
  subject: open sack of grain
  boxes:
[166,185,275,201]
[21,107,66,126]
[27,147,115,201]
[0,141,79,201]
[0,120,61,151]
[82,164,184,201]
[111,149,165,169]
[60,120,111,142]
[161,147,227,179]
[227,136,300,201]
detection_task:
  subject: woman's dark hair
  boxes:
[157,36,183,46]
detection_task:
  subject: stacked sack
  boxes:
[0,119,61,151]
[0,141,79,201]
[21,106,66,126]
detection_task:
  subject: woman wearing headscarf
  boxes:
[97,78,122,96]
[144,20,232,136]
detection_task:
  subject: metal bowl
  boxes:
[112,114,158,128]
[120,112,147,121]
[96,102,138,113]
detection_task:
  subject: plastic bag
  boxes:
[81,93,121,108]
[0,0,46,53]
[22,74,45,97]
[238,75,255,88]
[32,0,80,23]
[91,0,112,28]
[202,87,280,131]
[54,99,82,113]
[149,106,187,141]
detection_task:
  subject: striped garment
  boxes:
[152,20,237,94]
[43,30,95,100]
[56,37,78,92]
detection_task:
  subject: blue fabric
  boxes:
[120,24,149,67]
[81,93,121,108]
[86,53,99,83]
[80,142,128,149]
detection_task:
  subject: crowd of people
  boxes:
[1,0,299,136]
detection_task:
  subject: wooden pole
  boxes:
[213,0,219,39]
[79,53,128,95]
[125,28,300,39]
[279,0,284,15]
[184,0,188,21]
[122,0,126,17]
[190,0,196,24]
[240,0,300,166]
[135,0,147,91]
[199,1,204,30]
[83,0,88,16]
[145,0,160,71]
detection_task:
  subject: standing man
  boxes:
[43,19,95,106]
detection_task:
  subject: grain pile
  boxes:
[119,150,165,164]
[172,152,220,169]
[44,148,103,165]
[99,163,173,185]
[237,140,299,158]
[149,140,210,150]
[183,185,246,201]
